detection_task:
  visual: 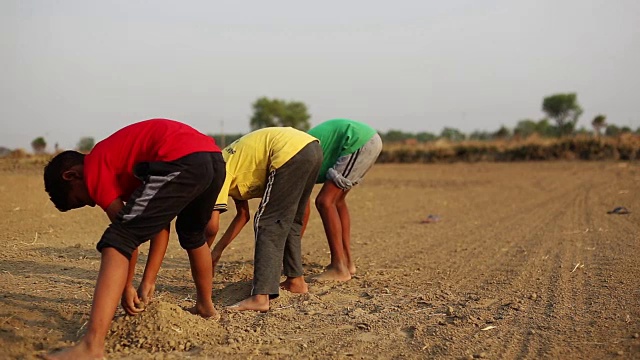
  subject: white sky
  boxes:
[1,0,639,150]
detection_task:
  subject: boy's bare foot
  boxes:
[280,277,308,293]
[226,295,269,312]
[314,267,352,282]
[42,341,104,360]
[348,263,357,275]
[326,263,356,275]
[187,302,220,320]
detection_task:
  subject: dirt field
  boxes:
[1,162,639,359]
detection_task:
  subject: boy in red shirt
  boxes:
[42,119,225,360]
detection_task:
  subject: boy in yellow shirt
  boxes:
[208,127,322,311]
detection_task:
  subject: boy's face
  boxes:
[62,165,96,209]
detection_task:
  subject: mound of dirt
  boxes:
[105,301,224,356]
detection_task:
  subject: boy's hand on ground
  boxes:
[137,281,156,305]
[121,285,145,316]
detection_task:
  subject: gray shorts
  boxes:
[327,133,382,190]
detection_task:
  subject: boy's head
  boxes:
[43,150,95,211]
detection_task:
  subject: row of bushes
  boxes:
[2,135,639,171]
[377,134,640,163]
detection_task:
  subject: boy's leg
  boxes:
[335,189,355,275]
[45,248,129,360]
[315,182,352,281]
[175,152,226,319]
[317,133,383,281]
[185,244,217,318]
[281,143,322,292]
[231,141,322,311]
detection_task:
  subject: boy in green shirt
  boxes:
[306,119,383,281]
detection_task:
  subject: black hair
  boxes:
[43,150,85,211]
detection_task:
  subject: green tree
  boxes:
[575,126,591,135]
[468,130,491,141]
[605,124,632,136]
[250,97,311,131]
[416,131,437,143]
[605,124,620,137]
[77,137,95,152]
[542,93,583,136]
[535,118,557,137]
[591,114,607,137]
[440,127,465,142]
[492,125,511,139]
[31,137,46,154]
[514,119,538,138]
[383,129,412,142]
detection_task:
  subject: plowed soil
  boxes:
[1,162,639,359]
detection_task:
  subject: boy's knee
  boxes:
[205,224,218,241]
[315,194,334,212]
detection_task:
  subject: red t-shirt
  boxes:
[84,119,221,210]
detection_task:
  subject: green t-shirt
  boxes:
[308,119,377,183]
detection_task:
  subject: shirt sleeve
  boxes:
[84,153,122,211]
[213,174,231,213]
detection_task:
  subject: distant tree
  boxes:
[250,97,311,131]
[535,118,557,137]
[468,130,491,141]
[604,124,631,136]
[416,131,437,143]
[77,137,95,152]
[542,93,583,136]
[514,119,538,138]
[492,125,511,139]
[591,114,607,137]
[575,126,591,135]
[0,147,11,158]
[31,137,46,154]
[605,124,620,137]
[440,127,465,142]
[383,129,412,142]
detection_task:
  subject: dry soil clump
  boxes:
[105,301,224,356]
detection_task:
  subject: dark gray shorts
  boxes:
[96,152,226,259]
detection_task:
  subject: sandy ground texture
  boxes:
[0,161,639,359]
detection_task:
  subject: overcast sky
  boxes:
[1,0,639,150]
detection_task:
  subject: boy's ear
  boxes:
[61,169,82,181]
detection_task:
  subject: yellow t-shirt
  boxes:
[214,127,317,212]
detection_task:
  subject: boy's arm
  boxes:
[138,226,170,304]
[206,210,221,248]
[211,199,250,267]
[105,198,124,223]
[121,248,144,315]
